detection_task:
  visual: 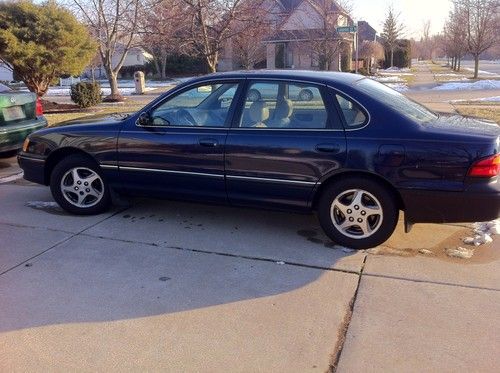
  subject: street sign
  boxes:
[336,26,357,33]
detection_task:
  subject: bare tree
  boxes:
[420,20,435,60]
[181,0,267,73]
[381,6,404,67]
[455,0,499,78]
[139,0,190,79]
[71,0,142,100]
[358,40,384,74]
[442,5,468,71]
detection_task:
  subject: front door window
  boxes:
[149,83,239,127]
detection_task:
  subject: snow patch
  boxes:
[446,246,475,259]
[26,201,60,209]
[433,80,500,91]
[385,83,409,92]
[452,96,500,103]
[418,249,434,256]
[0,172,23,184]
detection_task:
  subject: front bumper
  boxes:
[18,153,47,185]
[401,180,500,224]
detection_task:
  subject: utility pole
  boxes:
[355,21,359,74]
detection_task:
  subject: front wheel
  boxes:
[317,178,398,250]
[50,154,111,215]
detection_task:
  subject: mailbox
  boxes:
[133,71,145,95]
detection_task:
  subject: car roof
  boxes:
[189,70,366,86]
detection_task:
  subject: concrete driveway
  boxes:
[0,179,499,372]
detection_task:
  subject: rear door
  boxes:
[225,79,347,210]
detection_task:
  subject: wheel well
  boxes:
[312,171,405,211]
[44,148,97,185]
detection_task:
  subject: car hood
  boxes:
[50,113,132,128]
[424,114,499,138]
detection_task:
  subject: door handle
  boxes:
[199,138,219,147]
[316,143,340,153]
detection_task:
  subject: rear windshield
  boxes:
[356,78,438,124]
[0,83,11,93]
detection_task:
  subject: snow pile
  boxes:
[433,80,500,91]
[462,219,500,246]
[446,247,475,259]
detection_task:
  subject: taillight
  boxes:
[468,154,500,178]
[36,97,43,116]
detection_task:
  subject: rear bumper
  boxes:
[0,118,47,152]
[401,180,500,223]
[18,153,46,185]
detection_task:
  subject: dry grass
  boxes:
[455,106,500,124]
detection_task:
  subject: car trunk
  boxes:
[0,92,37,127]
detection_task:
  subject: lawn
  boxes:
[45,104,145,126]
[455,106,500,124]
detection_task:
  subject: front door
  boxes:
[225,80,347,210]
[117,81,242,203]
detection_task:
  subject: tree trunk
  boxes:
[457,57,461,72]
[153,58,161,79]
[161,56,167,80]
[473,54,479,79]
[390,48,394,67]
[107,69,120,98]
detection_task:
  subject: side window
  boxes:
[336,94,367,129]
[239,81,329,129]
[149,83,239,127]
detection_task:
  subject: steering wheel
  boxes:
[176,109,197,126]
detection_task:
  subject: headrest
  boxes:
[274,97,293,119]
[249,101,269,123]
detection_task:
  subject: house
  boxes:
[82,46,153,80]
[357,21,377,44]
[219,0,356,72]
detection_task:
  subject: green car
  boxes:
[0,83,47,153]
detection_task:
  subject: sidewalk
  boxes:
[1,183,499,371]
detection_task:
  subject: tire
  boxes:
[317,177,398,250]
[50,154,111,215]
[298,88,313,101]
[247,89,262,102]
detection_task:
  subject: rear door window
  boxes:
[239,81,330,129]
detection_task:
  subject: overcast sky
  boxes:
[351,0,453,39]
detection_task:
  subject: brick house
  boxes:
[219,0,357,72]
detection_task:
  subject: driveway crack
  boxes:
[329,254,367,372]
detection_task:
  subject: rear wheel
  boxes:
[50,155,111,215]
[317,177,398,250]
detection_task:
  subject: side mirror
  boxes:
[136,112,151,126]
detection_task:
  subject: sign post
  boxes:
[337,24,359,74]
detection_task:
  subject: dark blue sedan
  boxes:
[18,71,500,249]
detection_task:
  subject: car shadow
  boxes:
[0,195,364,333]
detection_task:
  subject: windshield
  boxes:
[356,78,438,124]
